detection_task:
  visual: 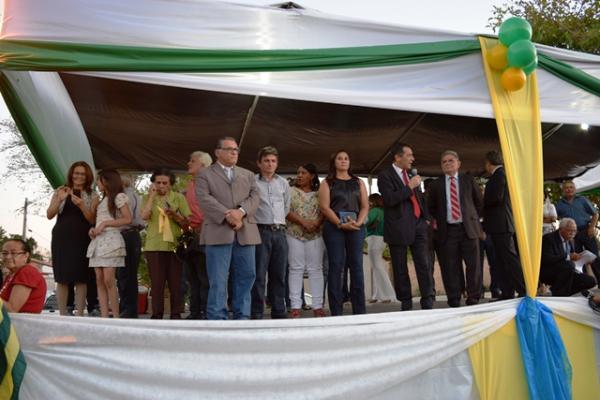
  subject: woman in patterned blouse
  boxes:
[285,164,326,318]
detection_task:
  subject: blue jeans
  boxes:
[205,240,256,320]
[252,227,288,319]
[323,222,366,316]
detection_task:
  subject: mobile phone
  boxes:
[339,211,357,223]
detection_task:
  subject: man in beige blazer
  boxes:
[196,136,261,320]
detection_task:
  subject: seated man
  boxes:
[540,218,596,296]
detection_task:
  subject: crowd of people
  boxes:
[1,138,598,318]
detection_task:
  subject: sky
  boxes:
[0,0,502,253]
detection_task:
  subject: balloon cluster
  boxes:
[486,17,537,92]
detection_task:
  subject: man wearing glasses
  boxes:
[196,137,261,320]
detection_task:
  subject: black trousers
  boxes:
[438,224,481,306]
[490,232,526,298]
[118,229,141,317]
[389,219,434,310]
[184,235,209,318]
[540,260,596,296]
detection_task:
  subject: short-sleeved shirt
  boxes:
[143,191,191,252]
[0,264,47,313]
[555,196,598,230]
[286,187,322,241]
[366,207,384,237]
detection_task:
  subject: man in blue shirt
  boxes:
[555,181,599,281]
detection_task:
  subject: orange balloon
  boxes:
[487,44,508,70]
[501,67,526,91]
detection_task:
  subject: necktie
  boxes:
[449,176,461,220]
[402,169,421,219]
[225,167,232,180]
[564,240,570,258]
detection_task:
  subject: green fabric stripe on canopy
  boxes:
[0,72,65,187]
[538,53,600,98]
[0,39,481,72]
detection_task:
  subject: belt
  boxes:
[258,224,286,231]
[122,226,143,234]
[447,222,463,227]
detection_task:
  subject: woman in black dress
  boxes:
[47,161,99,316]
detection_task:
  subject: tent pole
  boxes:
[541,123,563,141]
[239,95,260,149]
[368,112,426,175]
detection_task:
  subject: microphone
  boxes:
[410,168,422,192]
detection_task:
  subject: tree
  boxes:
[0,119,53,213]
[488,0,600,55]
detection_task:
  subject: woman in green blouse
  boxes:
[142,168,190,319]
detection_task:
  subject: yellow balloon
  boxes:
[501,67,526,91]
[487,44,508,70]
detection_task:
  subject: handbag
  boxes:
[175,228,195,261]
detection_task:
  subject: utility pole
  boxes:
[22,197,28,239]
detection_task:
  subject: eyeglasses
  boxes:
[1,251,27,258]
[219,147,240,153]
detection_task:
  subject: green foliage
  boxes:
[488,0,600,54]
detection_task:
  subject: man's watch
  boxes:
[237,206,247,217]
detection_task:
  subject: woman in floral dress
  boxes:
[87,170,132,318]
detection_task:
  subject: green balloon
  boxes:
[499,17,532,46]
[523,57,538,75]
[507,40,537,68]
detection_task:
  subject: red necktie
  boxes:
[449,176,461,220]
[402,169,421,219]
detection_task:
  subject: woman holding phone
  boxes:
[319,150,369,316]
[141,168,190,319]
[47,161,99,316]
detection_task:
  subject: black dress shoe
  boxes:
[466,299,479,306]
[401,300,413,311]
[447,299,461,308]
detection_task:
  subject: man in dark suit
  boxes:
[541,218,596,296]
[482,151,525,299]
[378,143,434,310]
[196,136,261,320]
[427,150,483,307]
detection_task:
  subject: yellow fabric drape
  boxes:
[478,36,543,297]
[157,206,174,243]
[554,316,600,398]
[468,319,529,399]
[469,37,544,400]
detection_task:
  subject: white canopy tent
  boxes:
[574,164,600,193]
[2,1,600,398]
[0,0,599,186]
